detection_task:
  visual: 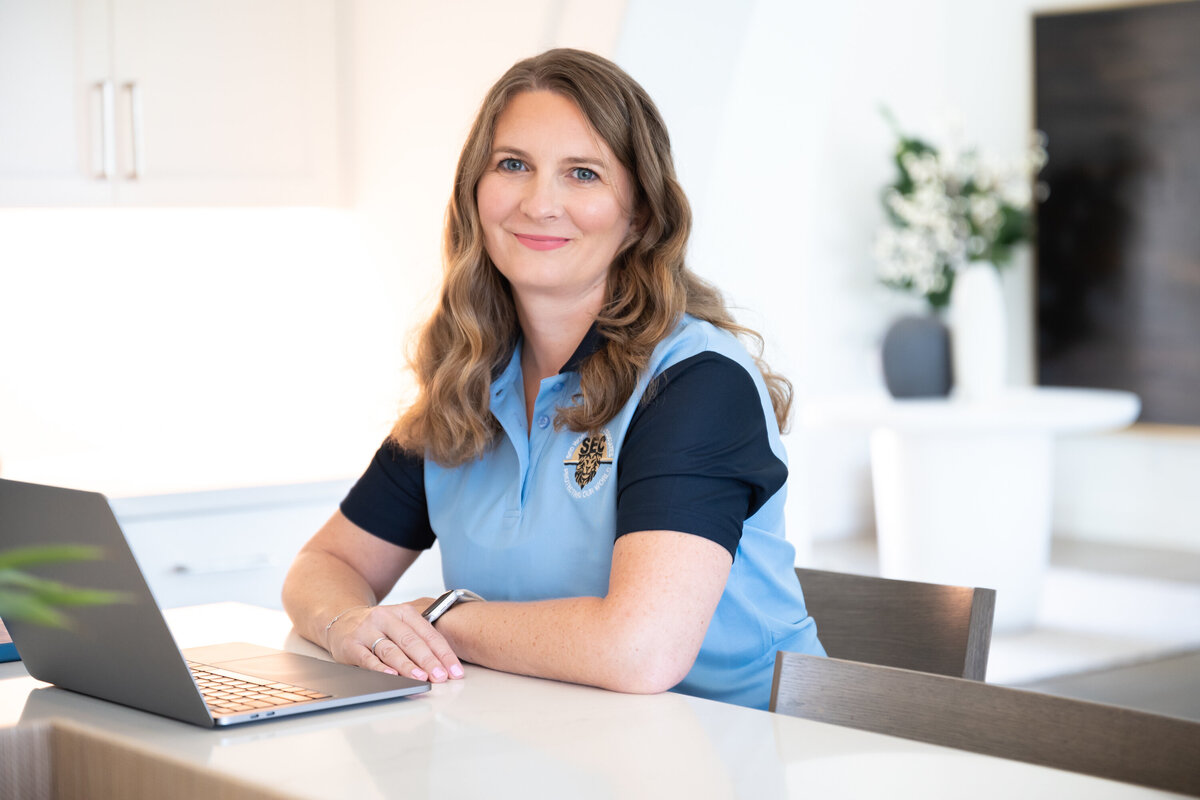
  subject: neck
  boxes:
[513,287,603,383]
[513,286,602,430]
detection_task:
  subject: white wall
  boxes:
[0,207,404,496]
[615,0,1200,553]
[1054,429,1200,552]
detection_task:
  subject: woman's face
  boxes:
[476,90,635,309]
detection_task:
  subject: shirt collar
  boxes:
[560,323,604,374]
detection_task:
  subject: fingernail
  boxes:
[450,664,464,678]
[384,668,398,676]
[411,668,428,680]
[432,667,447,681]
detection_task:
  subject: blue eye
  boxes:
[572,167,598,182]
[499,158,526,172]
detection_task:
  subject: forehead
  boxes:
[492,90,614,159]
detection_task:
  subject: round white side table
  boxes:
[801,387,1141,632]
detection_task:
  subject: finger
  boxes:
[352,640,400,676]
[398,605,467,680]
[362,632,428,680]
[376,629,446,682]
[344,605,464,682]
[371,640,428,681]
[422,633,466,680]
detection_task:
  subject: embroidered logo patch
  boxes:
[563,429,614,499]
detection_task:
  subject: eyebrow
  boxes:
[490,146,606,166]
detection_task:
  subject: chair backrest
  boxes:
[770,652,1200,797]
[795,567,995,680]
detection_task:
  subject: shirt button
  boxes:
[537,415,550,429]
[552,383,564,392]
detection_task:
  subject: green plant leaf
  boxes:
[0,545,105,570]
[0,589,70,628]
[0,570,129,604]
[0,545,131,627]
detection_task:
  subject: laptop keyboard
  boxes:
[188,661,331,715]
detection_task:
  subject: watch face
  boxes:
[422,591,456,621]
[422,589,482,623]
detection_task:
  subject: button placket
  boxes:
[521,376,569,505]
[489,376,532,521]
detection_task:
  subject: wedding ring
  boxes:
[369,636,388,655]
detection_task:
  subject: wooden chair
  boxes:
[795,567,995,680]
[770,652,1200,796]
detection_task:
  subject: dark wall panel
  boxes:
[1035,1,1200,425]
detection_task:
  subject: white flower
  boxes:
[969,195,999,227]
[874,121,1045,306]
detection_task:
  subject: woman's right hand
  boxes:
[326,601,465,683]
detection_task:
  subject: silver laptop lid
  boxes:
[0,478,214,726]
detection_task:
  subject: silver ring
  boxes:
[369,636,388,655]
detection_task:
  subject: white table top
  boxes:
[801,386,1141,434]
[0,603,1182,799]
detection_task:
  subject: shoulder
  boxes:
[340,438,435,550]
[640,315,775,427]
[642,351,758,416]
[647,315,761,380]
[616,321,788,556]
[629,349,777,455]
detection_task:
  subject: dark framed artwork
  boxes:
[1034,0,1200,426]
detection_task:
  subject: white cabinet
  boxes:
[0,0,341,206]
[111,479,448,611]
[112,480,354,610]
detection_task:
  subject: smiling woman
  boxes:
[478,90,636,315]
[282,48,825,710]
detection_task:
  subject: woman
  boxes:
[282,48,824,710]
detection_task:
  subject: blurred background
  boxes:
[3,0,1196,558]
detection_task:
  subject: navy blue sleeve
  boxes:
[339,438,437,551]
[616,352,787,559]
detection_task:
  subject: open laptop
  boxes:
[0,477,429,727]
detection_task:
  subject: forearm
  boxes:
[281,549,380,650]
[435,593,703,695]
[433,531,729,694]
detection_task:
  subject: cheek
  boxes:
[476,177,508,229]
[577,196,631,241]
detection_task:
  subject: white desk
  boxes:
[802,387,1141,631]
[0,603,1181,798]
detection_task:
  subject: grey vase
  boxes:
[881,315,953,398]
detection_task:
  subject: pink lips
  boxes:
[514,233,570,251]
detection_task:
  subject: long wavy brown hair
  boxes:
[392,48,792,466]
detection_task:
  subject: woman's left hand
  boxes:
[341,599,467,683]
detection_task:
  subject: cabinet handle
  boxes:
[169,554,275,575]
[93,79,116,180]
[123,81,144,180]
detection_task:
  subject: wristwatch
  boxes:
[421,589,485,625]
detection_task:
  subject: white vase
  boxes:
[950,262,1007,400]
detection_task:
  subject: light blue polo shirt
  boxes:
[342,314,824,709]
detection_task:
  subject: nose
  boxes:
[520,174,563,221]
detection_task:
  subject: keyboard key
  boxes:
[189,661,327,714]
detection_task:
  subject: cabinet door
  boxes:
[113,480,354,610]
[109,0,340,205]
[0,0,340,206]
[0,0,113,204]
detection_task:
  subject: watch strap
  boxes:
[422,589,484,625]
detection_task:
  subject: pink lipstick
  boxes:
[514,234,570,251]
